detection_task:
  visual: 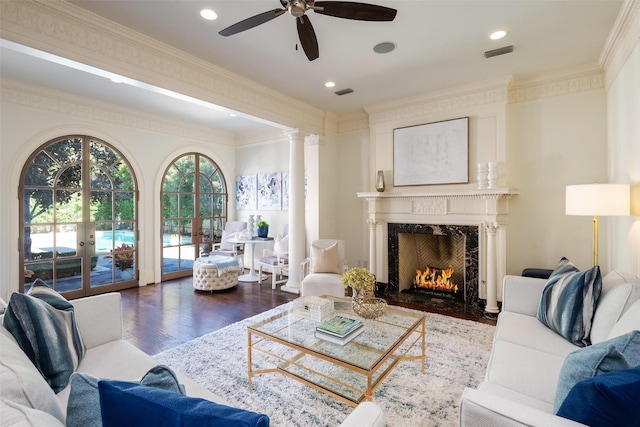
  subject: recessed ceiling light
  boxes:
[200,9,218,21]
[324,81,336,88]
[490,30,507,40]
[373,41,396,54]
[229,113,237,117]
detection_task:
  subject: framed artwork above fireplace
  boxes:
[393,117,469,186]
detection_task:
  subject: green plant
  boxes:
[341,267,375,291]
[256,220,269,227]
[111,243,135,271]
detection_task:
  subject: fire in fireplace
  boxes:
[385,223,481,312]
[413,265,458,294]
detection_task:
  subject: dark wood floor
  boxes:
[119,276,297,355]
[120,274,496,356]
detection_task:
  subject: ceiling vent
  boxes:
[484,45,514,58]
[335,88,354,96]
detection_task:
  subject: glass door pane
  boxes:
[20,136,137,297]
[161,154,227,280]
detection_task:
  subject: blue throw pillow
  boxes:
[67,365,186,427]
[537,257,602,347]
[99,380,270,427]
[557,365,640,426]
[3,279,85,392]
[554,330,640,412]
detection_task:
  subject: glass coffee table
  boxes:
[247,296,425,406]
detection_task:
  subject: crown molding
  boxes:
[508,63,605,104]
[364,76,511,125]
[234,128,289,148]
[0,0,326,134]
[600,0,640,88]
[0,78,236,145]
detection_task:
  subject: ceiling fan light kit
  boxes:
[218,1,397,61]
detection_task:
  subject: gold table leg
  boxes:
[247,330,253,392]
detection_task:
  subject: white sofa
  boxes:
[459,271,640,427]
[1,292,384,426]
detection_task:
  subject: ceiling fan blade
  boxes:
[313,1,397,21]
[219,9,287,36]
[297,15,319,61]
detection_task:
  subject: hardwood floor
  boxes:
[120,274,496,356]
[119,276,297,355]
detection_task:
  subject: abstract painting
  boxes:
[281,171,289,210]
[236,175,257,210]
[258,172,282,210]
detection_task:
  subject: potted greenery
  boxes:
[256,220,269,238]
[112,243,135,279]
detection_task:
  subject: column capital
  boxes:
[284,128,307,141]
[367,219,379,227]
[485,223,499,234]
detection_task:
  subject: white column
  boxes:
[367,219,378,273]
[485,223,500,313]
[281,129,305,294]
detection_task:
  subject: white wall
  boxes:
[332,81,610,280]
[336,128,370,270]
[608,38,640,277]
[506,91,609,273]
[0,96,237,300]
[234,138,290,264]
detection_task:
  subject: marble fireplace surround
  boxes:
[357,189,518,313]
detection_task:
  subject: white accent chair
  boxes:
[258,226,289,289]
[300,239,347,298]
[210,221,247,269]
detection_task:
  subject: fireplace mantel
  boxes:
[357,188,519,313]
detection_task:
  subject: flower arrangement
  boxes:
[341,267,375,291]
[112,243,134,271]
[256,220,269,227]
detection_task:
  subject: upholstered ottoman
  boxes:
[192,257,240,291]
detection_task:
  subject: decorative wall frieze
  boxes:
[337,112,370,134]
[508,63,605,104]
[0,0,325,134]
[364,76,511,126]
[1,79,235,144]
[411,200,447,215]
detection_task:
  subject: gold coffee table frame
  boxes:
[247,296,425,406]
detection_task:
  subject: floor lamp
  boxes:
[566,183,630,266]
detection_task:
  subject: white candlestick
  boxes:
[488,162,497,189]
[477,163,488,189]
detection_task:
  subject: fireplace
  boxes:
[357,189,518,318]
[384,223,482,315]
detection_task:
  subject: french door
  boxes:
[20,136,138,298]
[161,153,228,281]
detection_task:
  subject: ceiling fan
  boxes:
[218,1,397,61]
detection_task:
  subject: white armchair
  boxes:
[258,226,289,289]
[210,221,247,268]
[300,239,347,298]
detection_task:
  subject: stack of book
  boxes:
[315,315,364,345]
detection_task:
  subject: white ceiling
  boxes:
[0,0,624,133]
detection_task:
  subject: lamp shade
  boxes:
[566,184,630,216]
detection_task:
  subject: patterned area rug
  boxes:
[154,302,495,426]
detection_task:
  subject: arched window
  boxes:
[20,136,138,298]
[161,153,228,280]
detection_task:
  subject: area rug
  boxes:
[154,302,495,426]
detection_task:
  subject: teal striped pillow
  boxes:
[537,257,602,347]
[3,280,85,392]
